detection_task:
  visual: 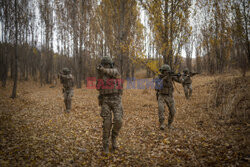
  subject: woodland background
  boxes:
[0,0,249,97]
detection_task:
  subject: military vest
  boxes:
[97,68,121,95]
[61,74,74,89]
[155,75,174,96]
[182,74,192,84]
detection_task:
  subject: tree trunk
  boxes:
[168,0,174,68]
[11,0,18,99]
[242,0,250,65]
[119,0,126,78]
[163,0,169,65]
[131,63,135,80]
[126,53,130,79]
[1,45,8,87]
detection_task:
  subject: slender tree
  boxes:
[140,0,192,69]
[11,0,18,98]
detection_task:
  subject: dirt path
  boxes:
[0,75,249,166]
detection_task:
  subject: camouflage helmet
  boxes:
[160,64,171,72]
[62,67,70,74]
[183,68,189,73]
[101,56,113,66]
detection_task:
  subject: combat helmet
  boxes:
[183,68,189,74]
[101,56,113,67]
[62,67,70,74]
[160,64,171,73]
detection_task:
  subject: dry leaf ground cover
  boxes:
[0,74,249,166]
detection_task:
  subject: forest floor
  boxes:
[0,73,249,166]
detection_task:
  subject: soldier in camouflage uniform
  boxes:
[59,68,74,113]
[155,64,182,130]
[182,68,197,99]
[96,56,123,153]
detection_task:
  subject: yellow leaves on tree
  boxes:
[140,0,192,67]
[33,48,38,56]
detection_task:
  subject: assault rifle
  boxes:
[96,62,114,71]
[191,72,199,76]
[182,72,199,77]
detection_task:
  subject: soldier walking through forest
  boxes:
[181,68,198,99]
[59,68,74,113]
[96,56,123,154]
[155,64,182,130]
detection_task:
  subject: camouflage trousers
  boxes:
[183,83,192,99]
[158,94,176,126]
[100,94,123,150]
[64,89,74,112]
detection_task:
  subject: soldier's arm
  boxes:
[172,75,182,83]
[66,74,73,79]
[96,79,99,91]
[96,74,102,91]
[59,74,65,83]
[70,75,74,87]
[60,74,68,78]
[61,74,71,82]
[101,68,120,78]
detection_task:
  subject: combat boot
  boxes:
[111,136,117,151]
[189,89,192,98]
[103,143,109,154]
[167,124,174,130]
[65,106,70,113]
[66,99,71,113]
[160,123,165,130]
[68,99,72,111]
[111,120,122,151]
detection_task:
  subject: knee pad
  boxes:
[169,108,176,117]
[112,119,122,135]
[158,103,165,113]
[103,117,112,130]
